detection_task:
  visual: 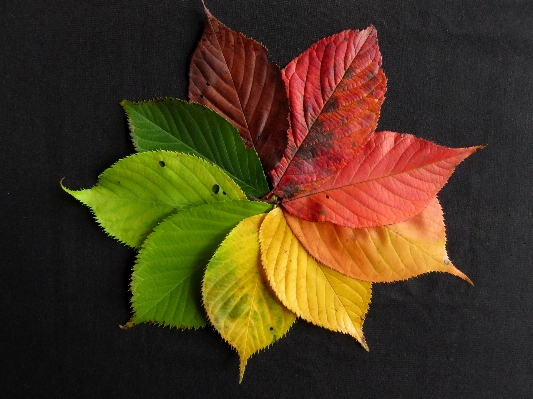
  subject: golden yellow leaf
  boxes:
[284,197,471,283]
[202,213,296,382]
[259,207,372,349]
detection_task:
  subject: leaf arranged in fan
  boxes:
[189,4,289,175]
[131,200,272,329]
[260,207,371,348]
[271,27,387,193]
[62,151,245,248]
[203,213,296,382]
[284,197,471,283]
[122,98,269,198]
[282,132,481,228]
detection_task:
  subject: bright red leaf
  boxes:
[270,27,387,194]
[189,5,289,174]
[281,131,481,228]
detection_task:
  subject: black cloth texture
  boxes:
[1,0,532,397]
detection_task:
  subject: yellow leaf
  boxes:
[284,197,471,283]
[202,213,296,382]
[259,207,372,349]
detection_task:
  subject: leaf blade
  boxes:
[272,27,387,193]
[189,6,289,175]
[202,213,296,381]
[284,197,471,283]
[260,207,372,348]
[282,132,482,228]
[122,98,269,198]
[131,200,272,329]
[62,151,245,248]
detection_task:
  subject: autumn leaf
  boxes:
[260,207,372,349]
[270,27,387,193]
[202,213,296,382]
[284,197,471,283]
[189,4,289,175]
[62,151,245,248]
[131,200,272,329]
[122,98,269,198]
[281,132,482,228]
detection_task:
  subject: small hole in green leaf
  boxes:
[222,191,226,195]
[159,161,165,167]
[212,184,220,194]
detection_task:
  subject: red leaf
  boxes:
[271,27,387,194]
[281,131,482,228]
[189,5,289,174]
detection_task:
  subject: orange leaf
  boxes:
[284,197,471,283]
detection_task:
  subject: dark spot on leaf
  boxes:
[318,209,327,216]
[206,82,210,86]
[222,191,226,195]
[200,94,204,98]
[159,161,165,167]
[212,184,220,194]
[322,95,339,114]
[325,195,330,199]
[270,327,274,331]
[117,181,120,184]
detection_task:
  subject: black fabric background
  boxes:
[2,1,532,397]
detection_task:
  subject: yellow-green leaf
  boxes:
[202,214,296,382]
[284,197,471,283]
[62,151,245,248]
[259,207,372,349]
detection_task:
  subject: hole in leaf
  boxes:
[159,161,165,167]
[269,327,273,331]
[325,195,330,199]
[200,94,204,98]
[212,184,220,194]
[206,82,210,86]
[222,191,226,195]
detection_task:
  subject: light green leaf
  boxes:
[62,151,245,248]
[121,98,270,198]
[131,200,272,329]
[203,213,296,382]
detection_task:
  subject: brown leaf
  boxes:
[189,5,289,175]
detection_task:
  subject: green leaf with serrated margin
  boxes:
[203,213,296,382]
[121,98,269,198]
[62,151,245,248]
[131,200,272,329]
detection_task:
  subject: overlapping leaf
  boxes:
[284,197,471,283]
[122,98,269,198]
[203,214,296,381]
[62,151,245,247]
[260,207,372,348]
[282,132,481,228]
[189,5,289,174]
[131,200,272,329]
[271,27,387,193]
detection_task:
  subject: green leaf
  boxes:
[62,151,245,248]
[203,213,296,382]
[121,98,270,198]
[131,200,272,329]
